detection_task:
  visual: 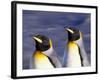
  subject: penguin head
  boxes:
[33,35,52,51]
[65,27,82,41]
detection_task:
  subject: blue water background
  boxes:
[23,10,91,69]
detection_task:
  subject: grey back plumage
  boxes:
[74,38,90,66]
[43,47,62,68]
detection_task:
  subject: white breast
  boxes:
[67,42,81,67]
[35,56,54,69]
[34,51,54,69]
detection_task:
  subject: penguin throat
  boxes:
[68,35,79,41]
[36,44,50,51]
[74,37,83,46]
[42,47,54,57]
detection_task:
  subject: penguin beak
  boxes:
[66,28,74,34]
[33,37,42,43]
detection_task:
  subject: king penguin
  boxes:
[64,27,90,67]
[31,35,62,69]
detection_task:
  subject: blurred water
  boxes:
[23,10,91,69]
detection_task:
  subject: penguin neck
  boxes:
[74,32,84,48]
[42,46,54,57]
[74,37,84,49]
[73,38,86,54]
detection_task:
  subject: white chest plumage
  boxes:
[34,51,54,69]
[33,47,62,69]
[67,42,81,67]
